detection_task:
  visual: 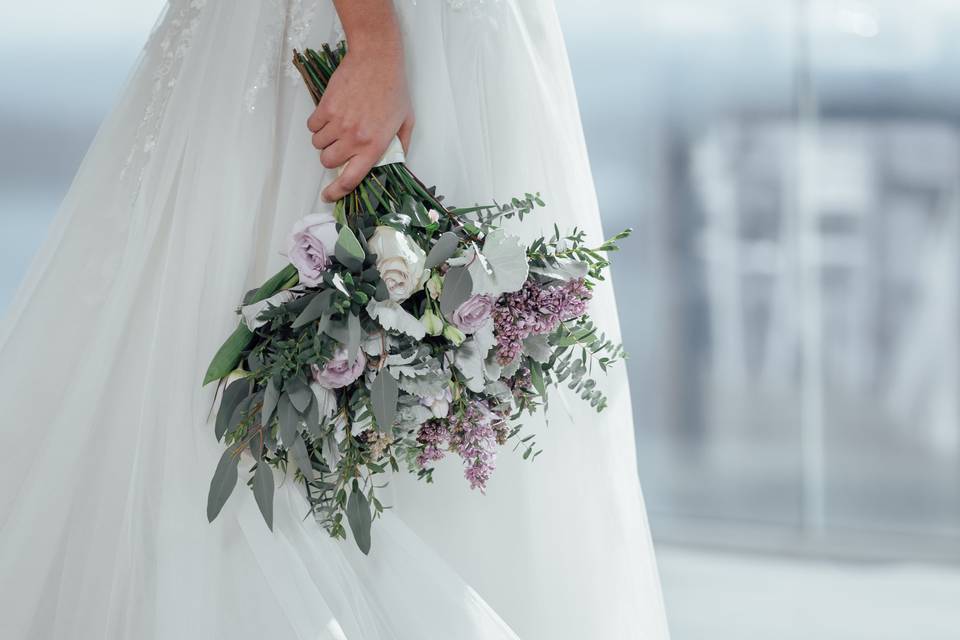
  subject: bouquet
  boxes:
[203,43,630,553]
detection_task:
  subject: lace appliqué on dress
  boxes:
[122,0,207,192]
[243,0,321,113]
[445,0,500,18]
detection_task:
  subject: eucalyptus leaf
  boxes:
[262,378,279,427]
[304,391,323,438]
[439,266,473,317]
[347,313,362,362]
[206,446,240,522]
[289,434,314,481]
[216,379,249,441]
[277,393,299,447]
[530,259,589,282]
[529,363,547,397]
[369,369,399,432]
[335,226,365,272]
[346,483,373,555]
[227,395,254,437]
[424,232,460,269]
[251,462,275,530]
[286,377,312,413]
[292,289,334,329]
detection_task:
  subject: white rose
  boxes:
[368,226,428,303]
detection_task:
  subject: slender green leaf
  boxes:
[347,313,361,362]
[529,363,547,398]
[227,395,254,437]
[292,289,334,329]
[346,482,373,555]
[251,462,275,530]
[203,323,254,386]
[207,446,240,522]
[369,368,399,432]
[249,263,298,304]
[286,376,312,413]
[278,393,299,447]
[215,379,249,441]
[289,434,314,481]
[335,226,365,272]
[262,378,279,427]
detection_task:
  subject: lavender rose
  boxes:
[287,212,338,286]
[311,346,367,389]
[450,294,494,334]
[368,226,427,302]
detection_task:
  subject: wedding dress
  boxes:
[0,1,669,638]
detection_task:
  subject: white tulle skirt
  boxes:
[0,1,669,638]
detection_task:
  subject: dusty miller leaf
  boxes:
[468,229,528,296]
[523,334,553,363]
[366,299,426,340]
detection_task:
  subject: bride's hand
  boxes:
[307,22,414,203]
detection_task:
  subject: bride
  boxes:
[0,1,670,638]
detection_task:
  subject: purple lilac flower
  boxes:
[492,277,593,364]
[448,400,503,492]
[415,421,450,468]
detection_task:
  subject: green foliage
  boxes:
[202,43,632,554]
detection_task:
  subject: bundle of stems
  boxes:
[292,44,449,226]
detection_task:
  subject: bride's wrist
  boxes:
[334,0,403,58]
[345,25,403,58]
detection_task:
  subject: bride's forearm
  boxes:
[332,0,402,54]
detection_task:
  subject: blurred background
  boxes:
[2,1,958,638]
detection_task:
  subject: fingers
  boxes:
[306,103,329,133]
[397,115,415,154]
[322,153,377,202]
[311,124,337,152]
[320,140,352,170]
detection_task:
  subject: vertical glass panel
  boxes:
[807,0,960,541]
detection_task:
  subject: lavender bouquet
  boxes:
[203,43,629,553]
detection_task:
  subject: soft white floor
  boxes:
[658,546,960,639]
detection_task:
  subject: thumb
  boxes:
[398,115,415,155]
